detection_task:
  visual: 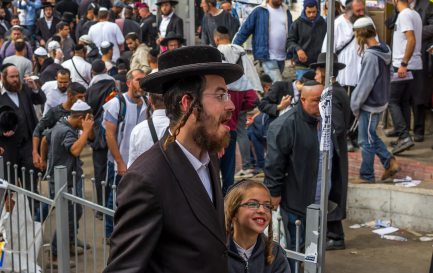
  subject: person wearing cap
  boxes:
[88,7,125,62]
[2,38,32,81]
[33,82,87,171]
[349,17,399,184]
[156,0,183,43]
[233,0,293,83]
[0,64,46,190]
[104,46,243,273]
[101,41,118,76]
[34,46,64,85]
[310,52,351,251]
[46,40,64,64]
[35,2,60,47]
[62,44,92,88]
[45,99,93,259]
[15,0,42,33]
[78,34,101,64]
[321,0,366,152]
[200,0,239,47]
[76,3,98,41]
[55,0,79,17]
[0,24,33,60]
[110,0,126,22]
[138,3,157,48]
[160,31,184,51]
[125,32,151,74]
[287,0,326,80]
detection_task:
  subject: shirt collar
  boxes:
[152,109,166,117]
[162,11,174,20]
[175,140,210,172]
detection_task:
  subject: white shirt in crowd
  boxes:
[159,11,174,38]
[127,109,170,168]
[88,21,125,61]
[322,15,362,87]
[62,56,92,88]
[176,139,213,203]
[392,8,423,70]
[103,93,147,171]
[41,80,67,116]
[267,4,288,61]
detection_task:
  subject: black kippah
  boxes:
[217,26,229,34]
[303,80,322,87]
[1,63,15,72]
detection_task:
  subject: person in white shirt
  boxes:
[41,68,71,116]
[88,7,125,62]
[387,0,423,154]
[61,44,92,88]
[128,93,169,167]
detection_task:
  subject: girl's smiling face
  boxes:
[234,187,272,236]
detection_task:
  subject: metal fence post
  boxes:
[54,166,71,273]
[0,156,4,179]
[304,204,320,273]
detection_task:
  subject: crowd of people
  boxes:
[0,0,431,272]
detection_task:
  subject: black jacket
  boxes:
[140,14,158,48]
[86,79,117,119]
[157,13,184,38]
[35,16,61,43]
[287,16,327,67]
[55,0,79,16]
[258,81,294,120]
[39,58,63,85]
[228,234,290,273]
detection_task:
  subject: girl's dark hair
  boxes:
[224,180,275,265]
[162,75,206,149]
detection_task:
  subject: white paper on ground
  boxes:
[420,237,433,242]
[372,227,399,236]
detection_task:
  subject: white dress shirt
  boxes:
[88,21,125,61]
[41,80,67,116]
[159,11,174,38]
[62,56,92,88]
[127,109,170,167]
[176,140,213,202]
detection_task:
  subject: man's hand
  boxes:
[277,95,292,111]
[40,39,46,47]
[297,49,308,63]
[271,196,281,210]
[32,151,42,169]
[3,130,15,137]
[82,114,94,134]
[397,66,408,78]
[116,160,127,176]
[0,147,4,156]
[24,76,38,91]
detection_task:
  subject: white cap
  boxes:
[34,47,48,56]
[79,34,92,44]
[353,17,376,30]
[99,7,108,12]
[47,40,61,51]
[71,100,91,112]
[100,41,113,49]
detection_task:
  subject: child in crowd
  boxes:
[224,180,290,273]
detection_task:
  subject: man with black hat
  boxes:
[104,46,243,273]
[125,32,151,74]
[55,0,79,17]
[35,2,60,47]
[156,0,184,44]
[0,63,46,189]
[160,31,184,51]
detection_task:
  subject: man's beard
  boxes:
[192,110,231,154]
[3,79,22,93]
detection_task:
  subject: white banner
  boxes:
[319,87,333,152]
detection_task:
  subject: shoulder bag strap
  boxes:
[148,117,158,144]
[71,58,90,85]
[336,35,355,56]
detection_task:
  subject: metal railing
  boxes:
[0,157,115,273]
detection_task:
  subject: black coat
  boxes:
[140,14,158,48]
[55,0,79,17]
[35,16,61,43]
[39,58,63,85]
[0,20,11,38]
[157,13,184,38]
[104,134,227,273]
[258,81,294,120]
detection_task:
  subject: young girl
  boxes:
[224,180,291,273]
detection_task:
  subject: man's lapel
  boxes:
[159,138,226,246]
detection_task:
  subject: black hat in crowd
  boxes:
[160,31,186,47]
[309,53,346,71]
[61,12,75,24]
[42,2,55,9]
[140,46,243,94]
[299,70,317,84]
[156,0,179,6]
[0,105,18,135]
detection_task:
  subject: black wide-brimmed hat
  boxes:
[61,12,75,23]
[309,53,346,70]
[160,31,185,47]
[42,2,55,8]
[156,0,179,6]
[140,46,243,94]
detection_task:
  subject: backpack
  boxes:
[91,91,127,150]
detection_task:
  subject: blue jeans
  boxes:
[105,161,122,238]
[220,131,237,196]
[295,67,313,80]
[357,110,392,181]
[262,60,285,82]
[247,126,265,170]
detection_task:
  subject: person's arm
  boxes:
[69,114,94,157]
[175,16,184,38]
[232,8,257,45]
[201,16,210,45]
[258,82,291,117]
[26,80,46,105]
[398,30,416,78]
[271,244,291,273]
[40,136,48,171]
[116,24,125,46]
[287,20,307,63]
[104,109,127,175]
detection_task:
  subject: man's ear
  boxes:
[180,94,192,112]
